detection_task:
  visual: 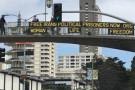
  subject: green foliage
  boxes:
[42,83,53,89]
[79,56,132,90]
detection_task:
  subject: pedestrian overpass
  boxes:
[2,22,135,52]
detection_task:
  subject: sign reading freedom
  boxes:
[29,22,134,29]
[108,29,134,35]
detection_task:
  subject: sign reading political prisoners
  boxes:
[29,22,134,29]
[108,29,134,35]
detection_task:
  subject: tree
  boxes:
[76,57,131,90]
[130,56,135,90]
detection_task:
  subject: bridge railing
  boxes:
[3,22,135,37]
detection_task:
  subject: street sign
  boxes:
[29,22,134,29]
[86,69,92,80]
[20,70,27,79]
[93,70,98,80]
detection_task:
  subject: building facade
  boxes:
[5,42,56,78]
[79,0,102,54]
[4,13,57,78]
[56,53,105,80]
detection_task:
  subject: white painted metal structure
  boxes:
[0,72,42,90]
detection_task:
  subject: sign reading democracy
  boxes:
[108,29,134,35]
[29,22,134,29]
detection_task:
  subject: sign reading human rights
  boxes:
[108,29,134,35]
[29,22,134,29]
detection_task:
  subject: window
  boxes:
[31,57,34,59]
[41,61,49,64]
[59,56,63,58]
[71,59,75,61]
[26,66,34,68]
[86,59,90,61]
[85,7,88,10]
[86,56,90,58]
[59,60,63,62]
[41,53,49,55]
[71,63,74,65]
[41,70,49,72]
[41,44,49,47]
[81,56,85,58]
[81,59,85,61]
[41,57,49,59]
[41,66,49,68]
[85,17,88,19]
[59,66,63,68]
[41,74,49,76]
[59,63,63,65]
[70,56,75,58]
[71,66,74,68]
[76,66,79,68]
[41,49,49,51]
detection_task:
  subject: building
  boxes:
[5,42,56,79]
[4,12,57,78]
[56,53,105,80]
[0,55,8,70]
[79,0,102,54]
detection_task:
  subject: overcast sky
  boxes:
[0,0,135,68]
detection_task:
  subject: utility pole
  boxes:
[92,54,97,90]
[45,0,47,21]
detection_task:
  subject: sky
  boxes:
[0,0,135,69]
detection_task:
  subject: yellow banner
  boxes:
[29,22,134,29]
[108,29,134,35]
[93,70,98,80]
[29,28,47,33]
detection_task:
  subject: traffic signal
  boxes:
[54,3,62,22]
[0,48,5,62]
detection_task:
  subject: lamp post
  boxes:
[45,0,47,21]
[45,0,52,21]
[92,54,97,90]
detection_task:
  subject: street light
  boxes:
[46,0,52,8]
